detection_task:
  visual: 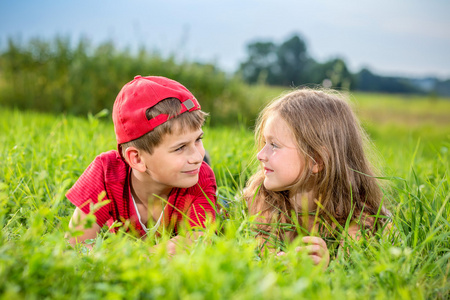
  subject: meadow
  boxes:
[0,89,449,299]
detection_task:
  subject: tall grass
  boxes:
[0,36,283,126]
[1,90,449,299]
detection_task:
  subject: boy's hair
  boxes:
[245,88,388,240]
[112,75,206,156]
[120,98,206,155]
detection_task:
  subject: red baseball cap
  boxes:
[113,75,201,145]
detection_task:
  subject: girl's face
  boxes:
[257,114,304,191]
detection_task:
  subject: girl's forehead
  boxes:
[264,114,288,132]
[263,115,296,144]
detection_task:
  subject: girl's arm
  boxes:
[66,207,102,250]
[342,220,374,245]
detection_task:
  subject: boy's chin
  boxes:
[176,177,199,189]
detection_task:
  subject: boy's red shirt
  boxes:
[66,150,217,237]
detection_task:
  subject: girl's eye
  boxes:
[271,143,278,149]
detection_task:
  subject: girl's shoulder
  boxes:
[309,212,379,238]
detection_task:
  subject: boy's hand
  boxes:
[66,208,101,250]
[149,231,205,256]
[277,236,330,269]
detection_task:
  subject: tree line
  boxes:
[0,35,448,124]
[0,36,281,126]
[237,33,450,96]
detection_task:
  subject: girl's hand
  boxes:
[277,236,330,268]
[298,236,330,268]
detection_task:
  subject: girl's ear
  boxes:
[124,147,146,173]
[311,147,328,174]
[311,154,324,174]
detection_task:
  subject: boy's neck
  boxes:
[130,169,172,205]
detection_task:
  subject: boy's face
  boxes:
[141,126,205,189]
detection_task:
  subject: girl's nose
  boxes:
[257,147,267,162]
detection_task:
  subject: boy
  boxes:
[66,75,217,252]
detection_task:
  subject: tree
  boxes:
[274,35,310,86]
[308,58,355,90]
[239,34,320,87]
[355,68,421,93]
[239,34,353,90]
[238,41,277,84]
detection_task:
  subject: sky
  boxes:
[1,0,449,79]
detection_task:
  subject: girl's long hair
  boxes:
[244,88,388,242]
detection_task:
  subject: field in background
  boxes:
[0,92,449,299]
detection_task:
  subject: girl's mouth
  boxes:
[264,167,274,174]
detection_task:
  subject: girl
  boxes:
[244,88,389,267]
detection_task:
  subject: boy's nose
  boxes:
[189,146,204,164]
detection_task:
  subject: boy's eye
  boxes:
[175,145,185,152]
[196,136,204,142]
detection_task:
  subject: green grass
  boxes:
[0,93,449,299]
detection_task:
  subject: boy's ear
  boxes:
[124,147,146,172]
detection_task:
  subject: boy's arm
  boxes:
[66,207,102,249]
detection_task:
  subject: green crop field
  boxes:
[0,92,449,299]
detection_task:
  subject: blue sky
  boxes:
[1,0,449,79]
